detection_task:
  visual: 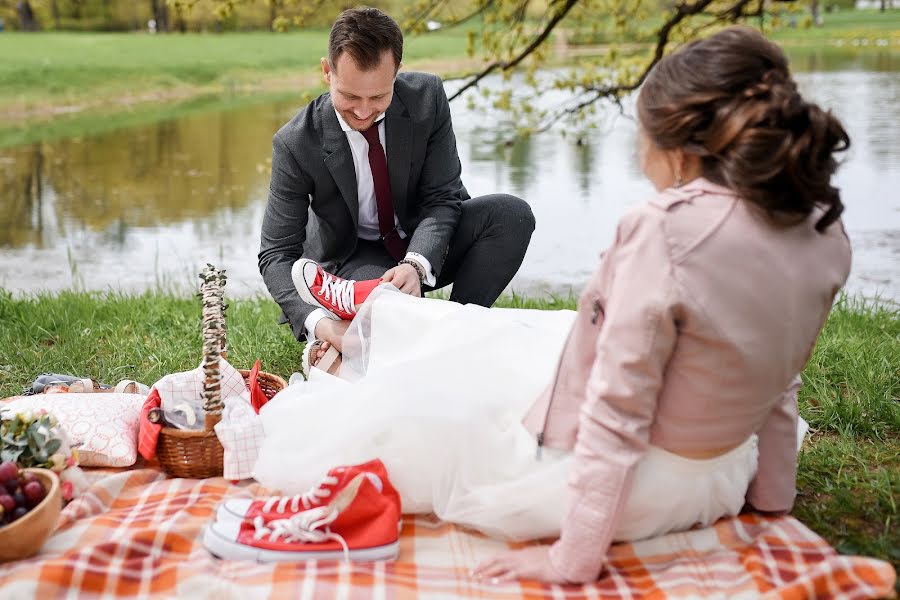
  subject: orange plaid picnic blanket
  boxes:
[0,468,895,599]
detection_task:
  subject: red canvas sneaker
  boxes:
[291,258,381,320]
[203,471,401,562]
[218,459,400,523]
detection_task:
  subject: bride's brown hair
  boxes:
[637,26,850,232]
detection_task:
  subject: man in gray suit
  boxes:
[259,7,535,368]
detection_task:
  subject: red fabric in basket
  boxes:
[137,388,163,461]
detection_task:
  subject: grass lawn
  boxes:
[768,7,900,43]
[0,28,477,125]
[0,28,474,99]
[561,7,900,45]
[0,289,897,576]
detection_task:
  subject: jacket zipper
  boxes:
[537,330,572,460]
[536,299,602,460]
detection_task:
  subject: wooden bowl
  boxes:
[0,468,62,562]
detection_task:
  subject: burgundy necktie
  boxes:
[361,123,408,261]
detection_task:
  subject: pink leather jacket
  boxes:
[522,178,852,582]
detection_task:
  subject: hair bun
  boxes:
[637,27,850,233]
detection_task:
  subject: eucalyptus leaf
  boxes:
[32,429,47,446]
[1,449,23,463]
[45,439,62,456]
[28,435,41,456]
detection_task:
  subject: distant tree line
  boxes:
[0,0,410,32]
[2,0,888,33]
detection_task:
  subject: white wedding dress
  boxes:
[254,286,802,542]
[254,286,576,540]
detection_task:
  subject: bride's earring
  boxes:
[673,156,685,188]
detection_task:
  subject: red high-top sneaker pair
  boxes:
[203,459,402,562]
[292,258,382,321]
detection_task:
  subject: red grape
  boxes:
[3,479,18,494]
[0,461,18,484]
[23,481,46,507]
[12,490,25,508]
[21,472,39,486]
[0,494,13,513]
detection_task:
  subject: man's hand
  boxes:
[314,318,351,352]
[381,263,422,297]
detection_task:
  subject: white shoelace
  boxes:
[261,475,339,514]
[319,273,356,313]
[253,506,350,561]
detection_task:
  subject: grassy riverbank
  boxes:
[0,28,477,127]
[768,7,900,44]
[1,9,898,134]
[0,290,897,573]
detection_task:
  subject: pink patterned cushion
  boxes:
[2,393,145,467]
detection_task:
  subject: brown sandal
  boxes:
[302,341,342,376]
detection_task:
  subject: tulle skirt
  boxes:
[253,287,760,542]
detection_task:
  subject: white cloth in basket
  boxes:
[152,358,260,480]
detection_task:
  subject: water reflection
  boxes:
[787,46,900,72]
[0,108,284,247]
[0,50,898,300]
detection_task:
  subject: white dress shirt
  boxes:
[304,109,438,339]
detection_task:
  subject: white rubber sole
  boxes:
[291,259,326,308]
[202,521,400,562]
[217,499,253,522]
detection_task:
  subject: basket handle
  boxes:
[200,264,227,419]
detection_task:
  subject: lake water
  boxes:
[1,48,898,301]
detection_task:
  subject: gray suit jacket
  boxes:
[259,72,468,340]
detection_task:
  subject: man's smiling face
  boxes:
[323,50,397,131]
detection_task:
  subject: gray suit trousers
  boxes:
[338,193,535,306]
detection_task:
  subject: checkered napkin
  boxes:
[214,395,264,481]
[0,467,894,599]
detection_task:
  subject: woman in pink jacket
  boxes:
[475,26,852,583]
[245,26,851,582]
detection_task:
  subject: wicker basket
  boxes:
[155,265,287,479]
[156,420,225,480]
[156,369,286,479]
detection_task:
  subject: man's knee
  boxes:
[468,193,536,234]
[497,194,536,234]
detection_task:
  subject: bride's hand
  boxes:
[472,545,567,584]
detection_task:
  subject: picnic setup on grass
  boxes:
[3,0,900,596]
[0,264,895,599]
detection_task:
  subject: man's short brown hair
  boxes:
[328,7,403,71]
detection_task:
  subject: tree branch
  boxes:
[405,0,448,31]
[533,0,758,130]
[448,0,579,101]
[407,0,495,34]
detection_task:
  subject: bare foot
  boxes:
[314,318,351,353]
